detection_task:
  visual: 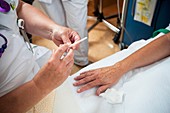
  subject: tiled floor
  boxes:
[32,0,123,74]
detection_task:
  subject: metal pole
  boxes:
[119,0,129,43]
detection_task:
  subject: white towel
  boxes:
[53,24,170,113]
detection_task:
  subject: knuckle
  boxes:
[66,55,71,60]
[62,60,67,65]
[68,54,73,60]
[96,79,102,84]
[47,60,54,67]
[82,85,88,91]
[84,77,90,82]
[87,83,94,88]
[58,48,64,53]
[98,78,103,83]
[68,60,74,67]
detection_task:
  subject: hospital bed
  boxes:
[52,24,170,113]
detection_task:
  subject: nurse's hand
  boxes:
[51,26,81,50]
[73,64,123,96]
[33,44,74,94]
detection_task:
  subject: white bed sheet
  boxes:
[53,24,170,113]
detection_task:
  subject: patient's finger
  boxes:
[96,85,110,96]
[81,70,95,74]
[74,70,94,80]
[77,80,99,93]
[73,75,95,86]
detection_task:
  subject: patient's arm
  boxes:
[74,33,170,96]
[123,33,170,71]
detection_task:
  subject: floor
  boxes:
[32,0,123,75]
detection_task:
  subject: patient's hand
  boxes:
[73,63,123,96]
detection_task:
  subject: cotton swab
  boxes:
[60,37,88,60]
[69,37,87,48]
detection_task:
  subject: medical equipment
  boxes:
[17,19,34,53]
[60,37,88,60]
[88,0,120,33]
[69,37,87,48]
[0,0,10,13]
[152,29,170,38]
[0,33,8,57]
[88,0,120,44]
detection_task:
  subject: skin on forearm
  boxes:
[0,80,50,113]
[17,0,57,40]
[0,44,73,113]
[119,33,170,74]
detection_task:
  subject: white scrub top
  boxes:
[0,0,40,96]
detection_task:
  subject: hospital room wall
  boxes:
[122,0,170,46]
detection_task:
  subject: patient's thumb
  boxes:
[96,85,109,96]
